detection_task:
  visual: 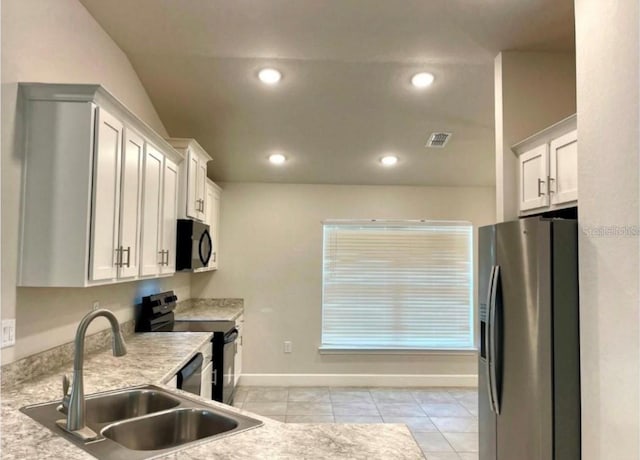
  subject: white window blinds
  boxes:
[321,221,474,350]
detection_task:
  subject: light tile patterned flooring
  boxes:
[233,386,479,460]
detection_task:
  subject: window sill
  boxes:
[318,347,478,356]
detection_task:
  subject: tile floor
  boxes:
[233,386,479,460]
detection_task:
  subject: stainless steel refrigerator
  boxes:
[478,217,580,460]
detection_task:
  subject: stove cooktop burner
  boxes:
[153,320,235,334]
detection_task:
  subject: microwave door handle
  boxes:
[199,230,212,266]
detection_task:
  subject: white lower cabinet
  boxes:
[234,315,244,386]
[18,83,183,287]
[513,115,577,215]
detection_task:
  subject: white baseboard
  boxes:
[238,373,477,387]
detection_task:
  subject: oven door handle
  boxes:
[224,329,239,344]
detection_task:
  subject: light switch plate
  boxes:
[283,341,292,353]
[2,319,16,348]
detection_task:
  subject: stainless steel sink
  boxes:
[102,408,238,451]
[75,388,181,424]
[20,385,263,460]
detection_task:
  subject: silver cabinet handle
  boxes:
[195,198,204,213]
[158,249,170,266]
[122,246,131,268]
[548,175,555,194]
[537,178,546,197]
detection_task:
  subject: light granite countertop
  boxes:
[175,298,244,322]
[1,331,424,460]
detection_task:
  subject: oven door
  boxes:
[222,329,239,404]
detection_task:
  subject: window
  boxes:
[321,220,474,351]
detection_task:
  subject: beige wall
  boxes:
[575,1,639,458]
[192,183,495,382]
[1,0,189,363]
[494,51,576,222]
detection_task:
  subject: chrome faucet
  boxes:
[57,309,127,441]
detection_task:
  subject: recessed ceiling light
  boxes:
[380,155,398,166]
[258,68,282,85]
[269,153,287,165]
[411,72,435,88]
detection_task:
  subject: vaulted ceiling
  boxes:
[80,0,575,186]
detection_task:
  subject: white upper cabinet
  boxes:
[167,138,212,222]
[140,144,164,278]
[139,145,179,278]
[549,129,578,205]
[18,83,183,287]
[513,114,577,215]
[518,144,549,212]
[161,158,179,275]
[118,128,144,279]
[204,179,221,270]
[90,108,123,282]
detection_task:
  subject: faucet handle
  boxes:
[62,374,70,396]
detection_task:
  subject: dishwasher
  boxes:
[138,291,237,404]
[168,338,213,399]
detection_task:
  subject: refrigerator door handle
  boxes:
[489,265,501,414]
[485,265,497,414]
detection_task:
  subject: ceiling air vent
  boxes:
[425,132,452,148]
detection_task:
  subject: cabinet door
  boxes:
[186,149,200,220]
[161,158,179,275]
[519,144,549,212]
[90,107,123,281]
[196,156,207,221]
[234,315,244,386]
[118,128,144,279]
[549,130,578,205]
[204,182,220,269]
[140,144,164,277]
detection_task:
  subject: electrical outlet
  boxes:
[283,341,292,353]
[2,319,16,348]
[92,301,100,311]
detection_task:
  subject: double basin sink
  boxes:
[21,385,263,459]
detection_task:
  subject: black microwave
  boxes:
[176,219,212,271]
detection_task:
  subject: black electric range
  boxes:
[136,291,239,405]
